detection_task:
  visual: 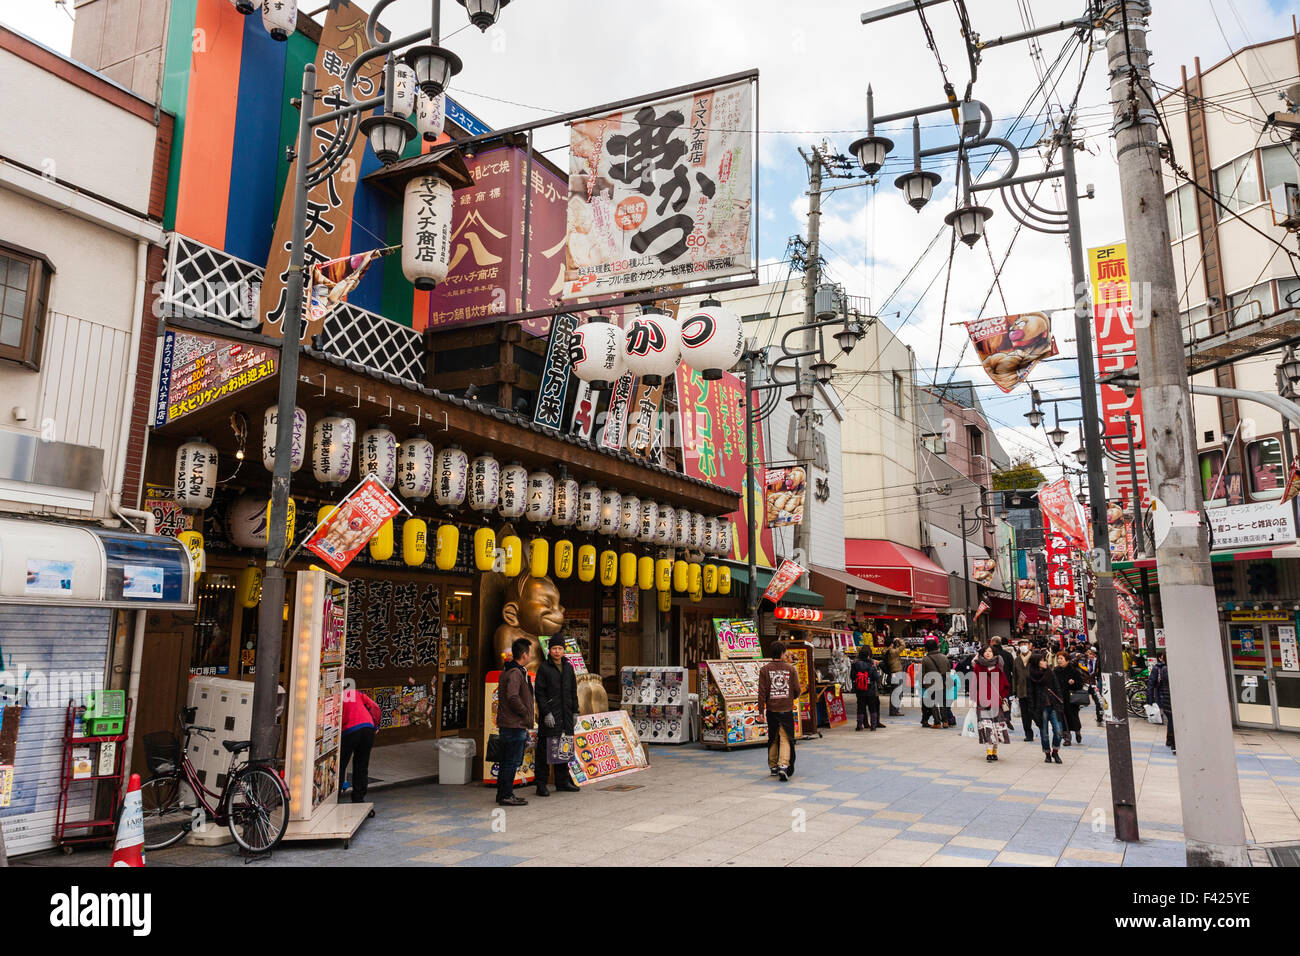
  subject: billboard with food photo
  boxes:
[965,312,1058,393]
[765,467,806,527]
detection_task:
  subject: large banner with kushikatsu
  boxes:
[965,312,1059,393]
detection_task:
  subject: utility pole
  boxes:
[1103,0,1247,865]
[794,145,825,587]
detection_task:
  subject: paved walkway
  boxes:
[20,707,1300,867]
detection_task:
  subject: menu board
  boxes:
[567,710,648,787]
[154,328,277,426]
[714,618,761,659]
[786,645,814,732]
[698,659,772,747]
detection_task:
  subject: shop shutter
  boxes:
[0,605,111,857]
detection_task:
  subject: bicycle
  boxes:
[138,708,290,854]
[1126,677,1149,718]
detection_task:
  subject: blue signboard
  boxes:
[445,96,491,137]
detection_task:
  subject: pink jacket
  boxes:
[343,691,382,733]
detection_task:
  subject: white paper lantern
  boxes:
[598,489,622,536]
[618,496,641,540]
[229,495,269,549]
[673,509,690,548]
[569,316,626,390]
[396,437,436,500]
[716,521,733,557]
[688,512,705,550]
[392,61,417,117]
[623,308,681,386]
[415,89,446,141]
[402,175,453,290]
[577,482,601,532]
[262,405,305,473]
[261,0,296,41]
[637,499,658,544]
[469,453,500,512]
[655,504,676,546]
[434,445,469,507]
[175,440,218,510]
[680,303,745,380]
[553,478,579,527]
[360,428,398,487]
[312,415,355,486]
[702,516,720,555]
[525,471,555,523]
[500,462,528,518]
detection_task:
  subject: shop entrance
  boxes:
[1228,617,1300,731]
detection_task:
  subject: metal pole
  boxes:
[746,355,759,620]
[960,505,971,635]
[1061,114,1141,842]
[1126,410,1158,654]
[794,147,822,588]
[1008,539,1016,643]
[1104,1,1246,865]
[251,63,316,766]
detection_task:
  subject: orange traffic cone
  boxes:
[110,773,145,867]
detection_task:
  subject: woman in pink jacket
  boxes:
[341,687,382,814]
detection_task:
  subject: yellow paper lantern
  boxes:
[403,518,427,566]
[177,530,205,573]
[435,524,459,571]
[688,562,702,594]
[369,518,394,561]
[528,538,549,578]
[554,540,574,579]
[474,526,496,572]
[638,555,654,591]
[315,505,335,530]
[704,563,718,594]
[267,497,296,543]
[690,579,703,602]
[501,534,522,577]
[578,544,597,582]
[718,565,732,595]
[655,557,672,592]
[673,559,688,593]
[600,549,618,587]
[658,589,672,613]
[619,551,637,588]
[236,564,262,608]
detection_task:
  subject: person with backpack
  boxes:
[920,638,951,728]
[850,652,884,731]
[1147,649,1174,753]
[1026,652,1066,764]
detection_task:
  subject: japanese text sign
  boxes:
[964,312,1058,393]
[304,477,404,573]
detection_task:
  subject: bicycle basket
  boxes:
[143,731,181,776]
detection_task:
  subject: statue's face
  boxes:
[519,577,564,636]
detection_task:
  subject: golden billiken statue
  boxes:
[492,574,565,674]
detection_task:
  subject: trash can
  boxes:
[435,738,476,785]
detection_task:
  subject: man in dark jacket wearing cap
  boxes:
[534,637,580,796]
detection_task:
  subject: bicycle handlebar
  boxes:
[190,725,216,733]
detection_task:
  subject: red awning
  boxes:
[845,539,950,608]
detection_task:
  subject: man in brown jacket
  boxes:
[495,637,535,806]
[757,650,802,781]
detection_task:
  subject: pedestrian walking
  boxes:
[533,637,580,797]
[1012,640,1036,742]
[1054,650,1089,745]
[850,652,884,730]
[1083,646,1105,725]
[920,638,951,728]
[991,636,1016,682]
[971,645,1012,762]
[1026,652,1066,764]
[495,637,535,807]
[340,686,381,814]
[758,650,802,781]
[883,639,905,716]
[1147,649,1175,754]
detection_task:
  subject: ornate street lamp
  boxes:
[895,118,942,211]
[358,114,417,165]
[456,0,510,30]
[945,201,994,247]
[849,86,893,175]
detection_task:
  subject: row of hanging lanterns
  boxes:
[569,301,747,390]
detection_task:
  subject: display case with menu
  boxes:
[698,620,772,750]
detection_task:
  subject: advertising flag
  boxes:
[971,557,996,586]
[964,312,1058,393]
[304,477,404,573]
[762,559,806,605]
[764,467,807,527]
[1038,478,1089,552]
[308,247,399,324]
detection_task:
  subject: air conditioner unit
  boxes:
[1269,182,1300,230]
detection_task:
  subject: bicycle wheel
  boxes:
[227,766,289,853]
[1127,685,1147,718]
[139,773,194,851]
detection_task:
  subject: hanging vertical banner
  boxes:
[600,372,636,450]
[533,313,580,430]
[564,79,754,299]
[624,380,664,462]
[309,247,399,323]
[1089,242,1149,509]
[764,467,807,527]
[971,558,996,587]
[303,477,406,573]
[762,559,806,605]
[964,312,1059,393]
[676,363,774,566]
[258,0,386,341]
[1038,478,1089,552]
[568,379,597,441]
[1106,500,1133,562]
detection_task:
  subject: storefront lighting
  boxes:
[654,504,676,546]
[499,462,527,518]
[368,518,395,561]
[525,470,556,523]
[175,439,219,510]
[554,540,574,579]
[469,453,500,512]
[553,478,579,528]
[570,317,624,391]
[415,89,446,142]
[263,405,306,474]
[403,518,427,566]
[619,496,641,540]
[577,482,602,532]
[637,499,658,544]
[680,302,745,380]
[598,489,622,536]
[435,524,459,571]
[360,427,398,487]
[396,436,435,500]
[623,307,682,386]
[261,0,296,41]
[401,175,453,289]
[435,445,469,507]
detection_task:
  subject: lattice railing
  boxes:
[161,233,425,385]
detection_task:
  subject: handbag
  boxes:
[1069,690,1091,705]
[546,734,575,765]
[977,718,1011,745]
[485,733,502,763]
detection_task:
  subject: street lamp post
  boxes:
[250,0,504,765]
[958,496,993,643]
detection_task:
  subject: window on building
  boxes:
[1278,276,1300,311]
[921,432,946,454]
[0,243,52,370]
[1213,154,1260,217]
[968,425,984,460]
[1199,449,1226,506]
[1229,283,1274,326]
[1261,143,1299,196]
[1180,302,1211,343]
[1165,183,1197,240]
[1247,438,1285,500]
[892,373,905,417]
